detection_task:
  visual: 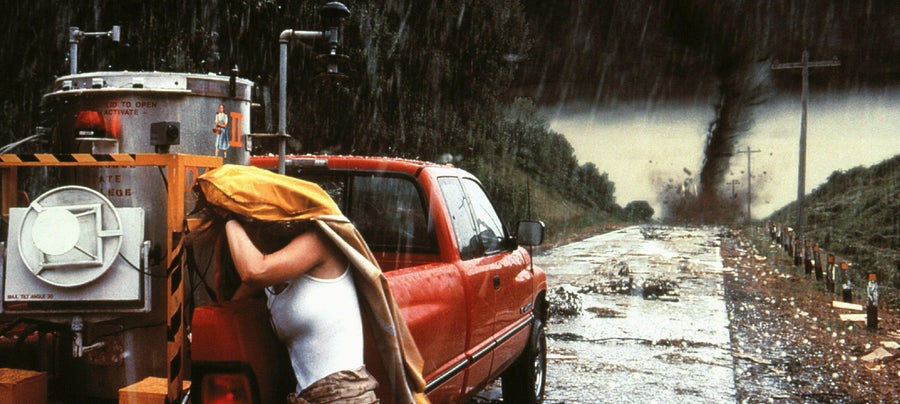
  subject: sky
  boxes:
[548,88,899,219]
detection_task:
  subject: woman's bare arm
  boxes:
[225,220,346,288]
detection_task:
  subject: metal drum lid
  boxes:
[17,186,123,287]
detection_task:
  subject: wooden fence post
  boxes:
[867,272,878,330]
[803,240,813,275]
[812,245,822,281]
[841,262,852,302]
[826,254,836,293]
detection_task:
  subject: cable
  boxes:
[0,133,46,154]
[157,166,168,189]
[0,317,68,336]
[118,251,167,278]
[88,321,167,345]
[190,246,218,302]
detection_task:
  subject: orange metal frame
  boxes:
[0,153,222,402]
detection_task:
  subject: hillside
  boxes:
[768,154,900,305]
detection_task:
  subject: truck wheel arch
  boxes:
[499,290,548,403]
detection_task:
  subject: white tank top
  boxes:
[266,267,364,392]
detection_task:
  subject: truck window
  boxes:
[297,172,437,254]
[461,178,508,254]
[438,177,483,260]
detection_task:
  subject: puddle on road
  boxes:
[541,226,735,404]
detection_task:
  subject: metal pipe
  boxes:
[279,29,324,42]
[277,30,324,175]
[278,40,288,174]
[67,26,121,76]
[71,315,84,357]
[69,27,80,75]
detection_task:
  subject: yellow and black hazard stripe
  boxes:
[0,153,137,164]
[166,234,187,403]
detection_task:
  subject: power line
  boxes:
[772,50,841,238]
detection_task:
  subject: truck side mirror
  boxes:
[517,220,545,246]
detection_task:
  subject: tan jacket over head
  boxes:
[197,164,428,404]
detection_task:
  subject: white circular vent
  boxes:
[17,186,123,287]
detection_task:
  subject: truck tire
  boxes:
[501,315,546,403]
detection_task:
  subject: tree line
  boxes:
[0,0,626,233]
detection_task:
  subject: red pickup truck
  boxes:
[190,155,548,403]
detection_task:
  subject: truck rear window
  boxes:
[294,171,438,255]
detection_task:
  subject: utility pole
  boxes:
[772,50,840,238]
[728,179,740,199]
[737,146,760,226]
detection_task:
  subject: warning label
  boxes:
[104,100,158,116]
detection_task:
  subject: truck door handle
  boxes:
[493,275,501,290]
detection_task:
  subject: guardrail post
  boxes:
[867,272,878,330]
[812,245,822,281]
[841,262,852,302]
[784,230,793,253]
[825,254,836,293]
[803,240,813,276]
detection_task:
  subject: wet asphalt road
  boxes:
[476,226,736,403]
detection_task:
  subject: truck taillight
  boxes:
[201,373,253,404]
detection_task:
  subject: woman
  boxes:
[226,218,376,402]
[213,104,229,158]
[189,164,428,403]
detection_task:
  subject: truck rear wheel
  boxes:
[501,315,546,403]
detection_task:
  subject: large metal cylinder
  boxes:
[43,71,252,251]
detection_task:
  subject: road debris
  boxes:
[640,226,669,240]
[585,307,626,318]
[840,313,873,322]
[547,353,578,361]
[833,301,864,311]
[548,286,582,319]
[733,351,773,365]
[640,278,679,300]
[860,347,895,363]
[880,341,900,349]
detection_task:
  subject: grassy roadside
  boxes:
[745,223,899,320]
[767,155,900,309]
[521,173,634,250]
[724,226,900,402]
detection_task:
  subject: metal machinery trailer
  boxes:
[1,153,221,401]
[0,4,351,401]
[0,69,249,402]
